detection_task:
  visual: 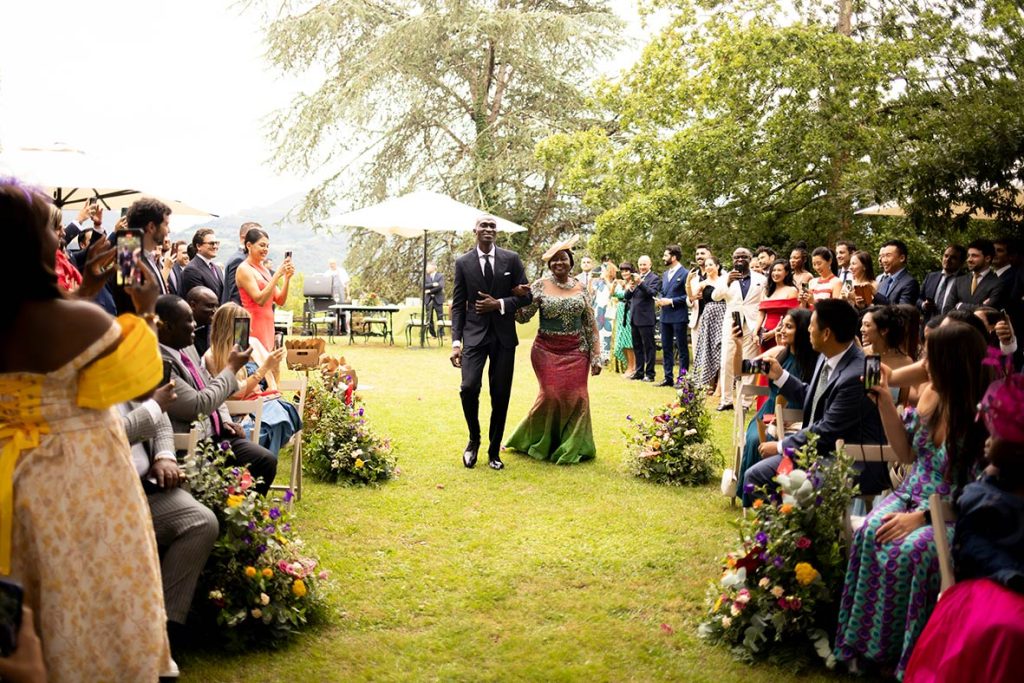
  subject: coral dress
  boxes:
[1,316,172,681]
[757,296,799,352]
[239,262,277,350]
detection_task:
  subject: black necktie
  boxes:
[484,253,494,289]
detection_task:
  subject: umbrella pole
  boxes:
[420,229,428,347]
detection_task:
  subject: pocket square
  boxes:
[503,271,510,275]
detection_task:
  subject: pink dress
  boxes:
[239,262,276,350]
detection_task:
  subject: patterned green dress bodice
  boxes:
[516,279,600,364]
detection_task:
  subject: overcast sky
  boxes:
[0,1,660,224]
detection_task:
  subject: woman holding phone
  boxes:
[236,228,294,349]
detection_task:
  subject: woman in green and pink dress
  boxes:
[505,237,601,464]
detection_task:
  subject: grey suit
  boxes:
[121,402,218,624]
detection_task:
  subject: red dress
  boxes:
[758,296,799,352]
[238,262,277,350]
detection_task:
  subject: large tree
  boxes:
[251,0,623,300]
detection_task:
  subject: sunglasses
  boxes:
[202,240,221,246]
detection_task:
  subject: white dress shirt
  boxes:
[774,343,854,392]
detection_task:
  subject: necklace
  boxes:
[548,275,576,291]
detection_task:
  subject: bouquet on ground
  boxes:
[698,435,856,668]
[303,377,397,484]
[624,370,720,485]
[184,437,328,649]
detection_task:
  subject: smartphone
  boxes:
[120,207,128,217]
[741,359,770,375]
[0,578,24,657]
[731,310,743,332]
[284,250,293,259]
[864,354,882,391]
[161,359,174,386]
[114,229,143,286]
[274,332,284,349]
[801,280,810,292]
[233,318,251,350]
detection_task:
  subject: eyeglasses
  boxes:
[202,240,221,246]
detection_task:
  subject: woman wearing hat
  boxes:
[504,236,601,464]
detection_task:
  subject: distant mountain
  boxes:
[169,192,350,275]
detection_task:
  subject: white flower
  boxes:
[259,592,270,606]
[251,608,263,618]
[730,604,741,616]
[208,590,222,600]
[720,567,747,588]
[353,448,364,457]
[721,616,732,628]
[331,459,340,469]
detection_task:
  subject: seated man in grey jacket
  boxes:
[118,383,218,657]
[155,294,277,493]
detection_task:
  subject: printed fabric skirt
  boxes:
[505,332,596,464]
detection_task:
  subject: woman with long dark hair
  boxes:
[789,243,812,289]
[834,321,992,677]
[844,250,879,311]
[861,305,914,403]
[236,227,294,349]
[755,258,800,352]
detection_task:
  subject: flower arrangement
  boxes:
[624,370,720,485]
[303,377,397,484]
[698,436,857,668]
[362,291,382,306]
[184,438,328,649]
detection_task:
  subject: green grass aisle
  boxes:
[180,329,864,682]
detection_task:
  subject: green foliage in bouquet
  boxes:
[624,370,720,485]
[302,378,397,484]
[184,438,329,649]
[698,435,857,669]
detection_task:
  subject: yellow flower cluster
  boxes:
[292,579,307,598]
[354,458,365,469]
[794,562,820,586]
[244,566,257,578]
[226,494,244,508]
[262,567,273,578]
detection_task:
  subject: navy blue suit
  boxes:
[877,269,919,306]
[624,271,661,379]
[660,265,690,381]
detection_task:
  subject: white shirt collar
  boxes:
[196,254,216,267]
[824,343,854,373]
[995,264,1011,277]
[665,263,680,278]
[974,267,991,279]
[476,246,495,260]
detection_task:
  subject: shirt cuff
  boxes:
[1002,338,1018,355]
[498,299,505,315]
[142,398,163,421]
[774,369,790,388]
[452,340,462,349]
[154,451,176,463]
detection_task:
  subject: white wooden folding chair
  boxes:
[837,439,901,532]
[269,375,308,507]
[727,383,770,503]
[172,426,202,457]
[929,492,958,598]
[225,399,264,444]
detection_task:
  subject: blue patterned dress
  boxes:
[833,408,955,679]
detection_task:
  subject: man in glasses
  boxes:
[181,228,224,302]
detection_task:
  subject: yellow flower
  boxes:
[355,458,365,469]
[262,567,273,578]
[713,595,723,612]
[650,439,661,450]
[244,566,257,578]
[251,608,262,619]
[780,503,794,515]
[795,562,820,586]
[292,579,307,598]
[226,494,244,508]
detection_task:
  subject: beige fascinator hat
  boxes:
[541,234,581,262]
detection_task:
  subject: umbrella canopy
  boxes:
[855,192,1024,221]
[326,190,526,236]
[0,145,216,216]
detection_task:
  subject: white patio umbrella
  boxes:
[0,145,215,216]
[326,190,527,346]
[855,193,1024,221]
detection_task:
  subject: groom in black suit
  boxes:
[450,216,531,470]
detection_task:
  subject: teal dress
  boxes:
[612,288,632,366]
[737,351,803,507]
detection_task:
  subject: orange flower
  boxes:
[244,566,257,578]
[780,504,794,515]
[262,567,273,578]
[752,499,763,509]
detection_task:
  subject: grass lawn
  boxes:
[180,320,867,682]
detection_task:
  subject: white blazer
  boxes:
[711,271,767,333]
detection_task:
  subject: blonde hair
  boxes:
[208,303,250,375]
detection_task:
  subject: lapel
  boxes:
[140,252,167,295]
[804,355,826,423]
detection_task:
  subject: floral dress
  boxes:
[834,408,955,679]
[505,280,599,464]
[592,278,614,363]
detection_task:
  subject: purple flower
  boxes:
[264,525,276,535]
[358,408,365,417]
[773,556,785,568]
[283,489,294,503]
[743,483,755,494]
[782,446,795,457]
[815,495,823,507]
[282,523,291,532]
[258,544,267,554]
[220,441,230,451]
[755,532,768,545]
[243,535,252,545]
[232,468,240,476]
[247,521,256,531]
[626,415,633,421]
[269,507,281,520]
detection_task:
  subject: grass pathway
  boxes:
[181,331,863,682]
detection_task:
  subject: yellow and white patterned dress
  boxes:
[1,316,172,682]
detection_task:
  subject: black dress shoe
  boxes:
[656,379,674,387]
[488,456,504,470]
[716,404,734,412]
[463,442,479,468]
[629,373,645,381]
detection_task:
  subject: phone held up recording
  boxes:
[233,318,251,351]
[741,358,770,375]
[114,228,144,287]
[863,354,882,391]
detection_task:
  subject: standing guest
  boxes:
[860,305,914,403]
[993,236,1017,285]
[687,244,713,359]
[592,261,617,364]
[156,295,278,492]
[576,255,595,293]
[691,256,726,389]
[754,246,776,274]
[505,237,601,464]
[877,239,920,305]
[714,247,767,409]
[624,255,661,382]
[180,228,224,302]
[789,243,813,289]
[165,240,189,296]
[325,257,350,303]
[844,250,880,312]
[423,261,445,338]
[50,205,82,293]
[0,178,174,680]
[222,222,258,305]
[612,262,636,376]
[801,246,841,306]
[835,240,857,285]
[918,244,965,325]
[450,215,532,470]
[236,227,294,350]
[833,322,991,678]
[112,198,172,313]
[656,244,690,386]
[944,238,1007,313]
[186,286,219,358]
[756,258,800,352]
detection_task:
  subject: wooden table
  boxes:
[329,304,400,345]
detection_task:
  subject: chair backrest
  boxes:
[277,375,308,422]
[225,399,264,444]
[172,426,201,457]
[929,492,957,597]
[835,440,900,462]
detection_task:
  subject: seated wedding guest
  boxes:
[181,228,224,302]
[736,308,815,507]
[800,246,841,306]
[204,303,300,455]
[236,227,294,350]
[756,258,799,352]
[833,321,991,678]
[918,244,965,326]
[861,305,914,403]
[943,238,1007,313]
[789,243,812,289]
[692,256,726,389]
[878,239,920,305]
[118,386,218,659]
[186,286,219,358]
[904,374,1024,683]
[155,294,278,493]
[0,177,173,679]
[844,250,880,312]
[612,262,636,376]
[747,299,889,497]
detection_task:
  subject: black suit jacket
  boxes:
[167,262,186,296]
[878,269,919,306]
[623,272,661,327]
[451,247,530,349]
[918,270,960,323]
[222,249,246,305]
[942,270,1007,313]
[424,272,445,307]
[181,257,224,302]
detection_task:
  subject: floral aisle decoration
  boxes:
[302,377,397,484]
[624,370,720,485]
[698,436,857,668]
[184,438,329,649]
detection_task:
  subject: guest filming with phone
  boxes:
[111,198,172,314]
[236,228,294,350]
